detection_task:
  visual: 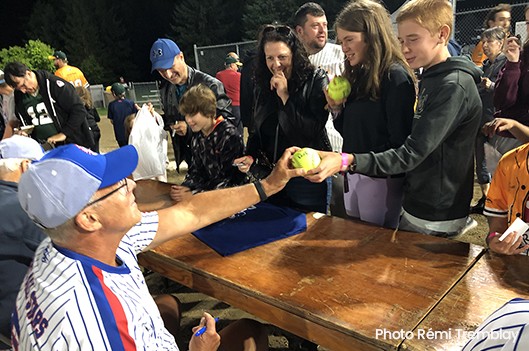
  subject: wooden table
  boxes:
[402,251,529,350]
[134,180,484,351]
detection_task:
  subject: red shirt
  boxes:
[216,69,241,106]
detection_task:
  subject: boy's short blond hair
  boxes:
[396,0,453,39]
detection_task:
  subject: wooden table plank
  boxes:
[402,252,529,350]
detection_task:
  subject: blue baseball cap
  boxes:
[18,144,138,228]
[150,38,181,73]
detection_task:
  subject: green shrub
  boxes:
[0,39,55,71]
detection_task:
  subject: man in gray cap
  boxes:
[11,143,303,350]
[0,135,45,342]
[150,38,240,171]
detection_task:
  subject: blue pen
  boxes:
[194,317,220,337]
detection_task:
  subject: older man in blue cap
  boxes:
[150,38,240,171]
[0,135,45,345]
[11,142,304,350]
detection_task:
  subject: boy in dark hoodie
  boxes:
[308,0,482,237]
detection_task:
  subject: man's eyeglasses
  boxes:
[85,179,129,208]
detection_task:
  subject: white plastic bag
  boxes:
[128,104,167,181]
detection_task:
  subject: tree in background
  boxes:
[241,0,344,41]
[0,40,55,71]
[242,0,301,40]
[25,1,61,50]
[25,0,137,85]
[14,0,345,82]
[168,0,244,67]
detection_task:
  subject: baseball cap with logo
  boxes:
[18,144,138,228]
[225,56,243,66]
[150,38,181,72]
[0,135,44,160]
[48,50,67,61]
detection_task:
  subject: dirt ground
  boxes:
[98,115,488,350]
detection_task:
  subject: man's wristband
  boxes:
[486,231,499,246]
[253,180,268,202]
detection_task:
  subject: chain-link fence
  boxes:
[193,41,258,77]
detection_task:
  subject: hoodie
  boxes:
[354,57,482,221]
[14,70,95,149]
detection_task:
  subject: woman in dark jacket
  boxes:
[234,24,331,213]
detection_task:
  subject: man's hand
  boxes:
[304,150,344,183]
[47,132,67,144]
[489,231,529,255]
[170,185,192,202]
[232,155,254,173]
[261,146,305,195]
[480,77,493,90]
[172,121,187,136]
[188,312,221,351]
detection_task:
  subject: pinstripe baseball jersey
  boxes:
[308,43,344,79]
[11,211,179,351]
[308,43,344,153]
[462,298,529,350]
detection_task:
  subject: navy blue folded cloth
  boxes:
[192,202,307,256]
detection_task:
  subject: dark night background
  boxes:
[1,0,527,84]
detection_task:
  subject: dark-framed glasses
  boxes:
[85,179,129,208]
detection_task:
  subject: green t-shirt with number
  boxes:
[20,93,58,142]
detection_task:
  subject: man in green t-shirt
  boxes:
[19,93,59,143]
